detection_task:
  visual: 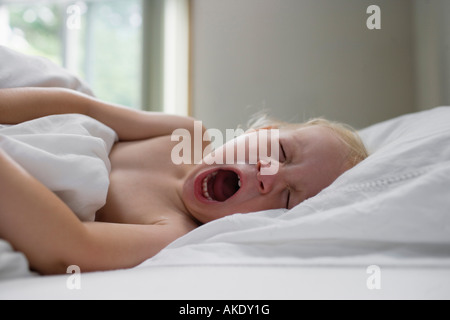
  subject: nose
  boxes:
[256,159,281,194]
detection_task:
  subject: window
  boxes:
[0,0,189,114]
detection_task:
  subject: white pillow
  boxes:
[359,107,450,154]
[349,106,450,187]
[0,45,93,95]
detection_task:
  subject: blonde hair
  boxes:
[246,114,369,168]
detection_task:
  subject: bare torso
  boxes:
[95,135,199,232]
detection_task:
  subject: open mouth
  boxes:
[201,169,241,202]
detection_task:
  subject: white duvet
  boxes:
[0,115,117,221]
[0,115,117,279]
[0,46,105,280]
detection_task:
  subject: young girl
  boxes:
[0,87,368,275]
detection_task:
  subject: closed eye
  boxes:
[280,141,287,162]
[286,188,291,209]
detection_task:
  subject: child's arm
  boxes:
[0,87,201,141]
[0,149,186,274]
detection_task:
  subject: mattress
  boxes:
[1,265,449,300]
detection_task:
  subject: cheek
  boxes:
[193,192,282,224]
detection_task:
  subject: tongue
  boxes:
[212,170,239,202]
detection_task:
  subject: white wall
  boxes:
[190,0,415,132]
[412,0,450,111]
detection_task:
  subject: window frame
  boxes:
[0,0,190,115]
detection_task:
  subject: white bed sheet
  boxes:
[1,265,449,300]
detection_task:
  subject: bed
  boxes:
[0,46,449,300]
